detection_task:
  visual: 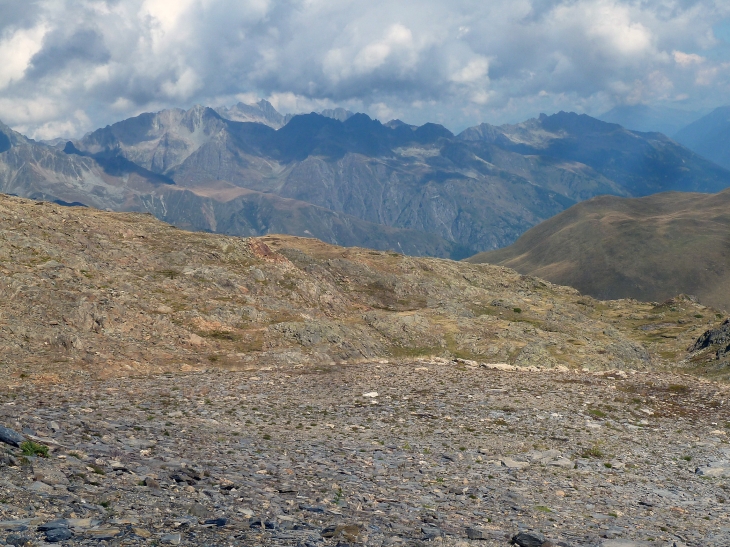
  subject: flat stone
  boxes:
[501,458,530,470]
[45,528,73,542]
[28,481,54,494]
[187,502,210,517]
[161,533,182,544]
[512,531,546,547]
[0,519,32,532]
[37,519,69,531]
[600,541,652,547]
[132,527,152,538]
[202,517,227,527]
[466,526,488,540]
[548,457,575,468]
[695,464,730,477]
[84,528,121,539]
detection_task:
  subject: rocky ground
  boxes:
[2,194,730,546]
[0,194,725,383]
[1,361,729,547]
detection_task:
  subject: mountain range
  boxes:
[1,102,730,258]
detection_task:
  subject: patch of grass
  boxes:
[588,408,607,418]
[682,455,692,461]
[20,441,49,458]
[534,505,552,513]
[580,445,604,458]
[89,463,106,475]
[203,330,237,341]
[667,384,689,393]
[156,269,181,280]
[513,307,522,314]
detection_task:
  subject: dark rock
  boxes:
[170,473,196,485]
[0,425,25,448]
[299,504,326,513]
[143,477,160,489]
[37,519,69,531]
[160,532,181,545]
[45,527,73,542]
[466,526,488,540]
[512,531,547,547]
[187,502,209,517]
[421,524,444,539]
[689,319,730,358]
[5,533,30,546]
[249,517,276,530]
[203,518,227,527]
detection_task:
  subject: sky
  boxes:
[0,0,729,139]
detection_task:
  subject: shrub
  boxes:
[20,441,49,458]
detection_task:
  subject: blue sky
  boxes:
[0,0,729,138]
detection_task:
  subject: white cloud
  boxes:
[0,24,47,89]
[0,0,729,138]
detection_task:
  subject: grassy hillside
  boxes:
[467,189,730,312]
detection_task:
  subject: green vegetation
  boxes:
[580,444,604,458]
[588,408,607,418]
[20,440,49,458]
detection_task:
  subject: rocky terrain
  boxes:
[467,189,730,314]
[1,194,730,546]
[2,360,730,547]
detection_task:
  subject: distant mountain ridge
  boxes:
[1,104,730,259]
[673,106,730,171]
[598,104,704,136]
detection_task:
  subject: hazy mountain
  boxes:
[467,188,730,312]
[319,107,355,122]
[598,104,703,136]
[459,111,730,196]
[2,106,730,259]
[673,106,730,170]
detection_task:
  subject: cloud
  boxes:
[0,0,728,138]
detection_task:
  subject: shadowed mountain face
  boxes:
[467,189,730,312]
[674,106,730,171]
[459,111,730,196]
[1,105,730,258]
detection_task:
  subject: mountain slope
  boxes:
[467,189,730,311]
[459,111,730,196]
[674,106,730,170]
